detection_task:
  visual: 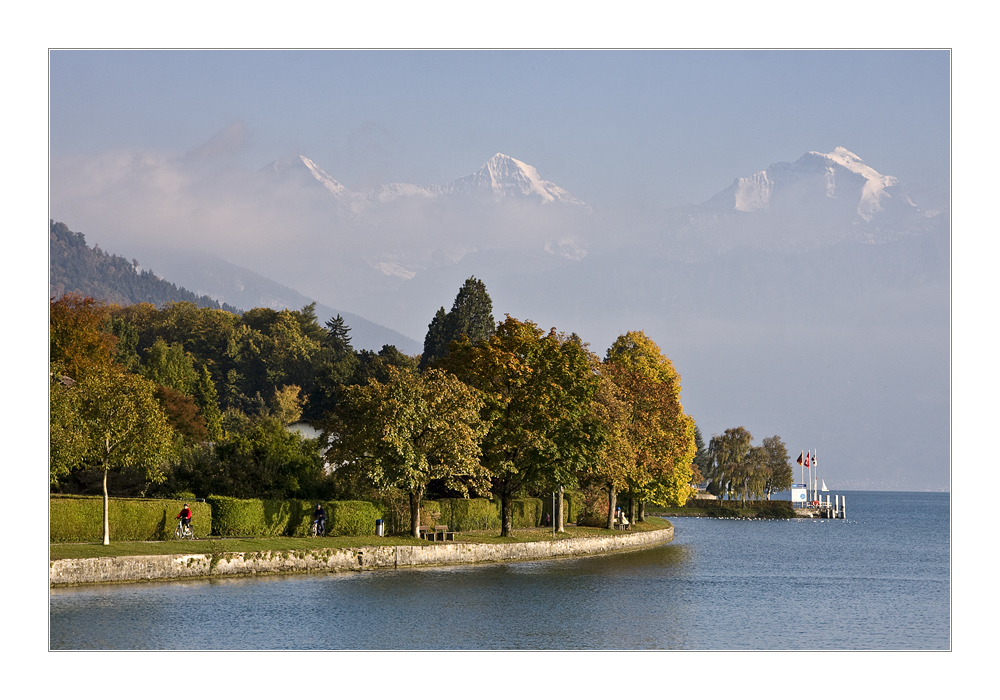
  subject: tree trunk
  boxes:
[557,484,565,533]
[409,488,424,539]
[629,496,636,525]
[102,466,110,545]
[638,500,645,522]
[500,492,514,537]
[606,484,617,529]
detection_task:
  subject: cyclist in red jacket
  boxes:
[177,504,192,528]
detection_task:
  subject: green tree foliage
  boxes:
[327,366,489,537]
[420,277,495,369]
[141,339,199,395]
[50,371,88,487]
[761,435,794,499]
[307,314,360,418]
[68,365,175,544]
[192,365,224,441]
[213,417,326,500]
[421,307,449,369]
[354,345,419,387]
[443,316,599,536]
[707,430,793,503]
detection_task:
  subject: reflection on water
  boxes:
[50,491,948,650]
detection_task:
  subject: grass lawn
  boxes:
[50,517,671,560]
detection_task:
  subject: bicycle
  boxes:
[174,521,195,540]
[310,519,325,537]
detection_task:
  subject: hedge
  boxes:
[437,498,500,531]
[49,495,211,543]
[205,496,384,537]
[377,497,557,534]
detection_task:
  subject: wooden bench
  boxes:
[418,525,456,542]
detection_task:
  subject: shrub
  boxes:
[512,498,543,528]
[437,498,500,531]
[328,501,383,536]
[50,495,211,542]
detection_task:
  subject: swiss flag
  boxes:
[805,451,811,468]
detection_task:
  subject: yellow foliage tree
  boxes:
[605,331,696,512]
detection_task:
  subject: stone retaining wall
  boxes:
[50,525,673,587]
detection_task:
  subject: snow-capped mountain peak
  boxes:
[716,147,907,223]
[261,154,347,196]
[297,155,347,196]
[447,153,586,206]
[809,147,899,221]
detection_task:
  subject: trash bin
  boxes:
[375,519,385,537]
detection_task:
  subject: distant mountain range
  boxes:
[49,220,241,313]
[264,152,588,210]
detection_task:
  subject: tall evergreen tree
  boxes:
[420,277,495,369]
[420,307,449,370]
[446,276,495,344]
[324,314,354,357]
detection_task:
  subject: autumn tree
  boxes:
[604,331,696,518]
[327,367,489,537]
[584,370,640,528]
[50,293,117,380]
[443,316,600,536]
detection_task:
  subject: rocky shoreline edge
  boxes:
[50,524,674,587]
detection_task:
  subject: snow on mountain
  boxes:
[445,153,587,206]
[263,152,586,208]
[734,170,774,212]
[262,154,347,195]
[715,147,910,223]
[810,147,899,221]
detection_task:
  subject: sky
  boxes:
[49,50,950,211]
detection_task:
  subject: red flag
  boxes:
[797,451,804,466]
[805,451,811,468]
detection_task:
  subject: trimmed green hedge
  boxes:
[437,498,501,531]
[205,496,384,537]
[512,498,543,528]
[50,495,211,543]
[328,501,384,536]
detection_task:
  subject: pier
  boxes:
[794,492,847,519]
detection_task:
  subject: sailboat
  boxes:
[821,479,829,492]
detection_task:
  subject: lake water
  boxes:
[49,490,949,650]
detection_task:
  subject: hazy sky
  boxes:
[50,50,950,210]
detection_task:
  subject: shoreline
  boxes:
[50,524,674,587]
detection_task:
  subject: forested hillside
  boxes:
[49,220,240,313]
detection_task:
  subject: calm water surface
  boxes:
[50,490,949,650]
